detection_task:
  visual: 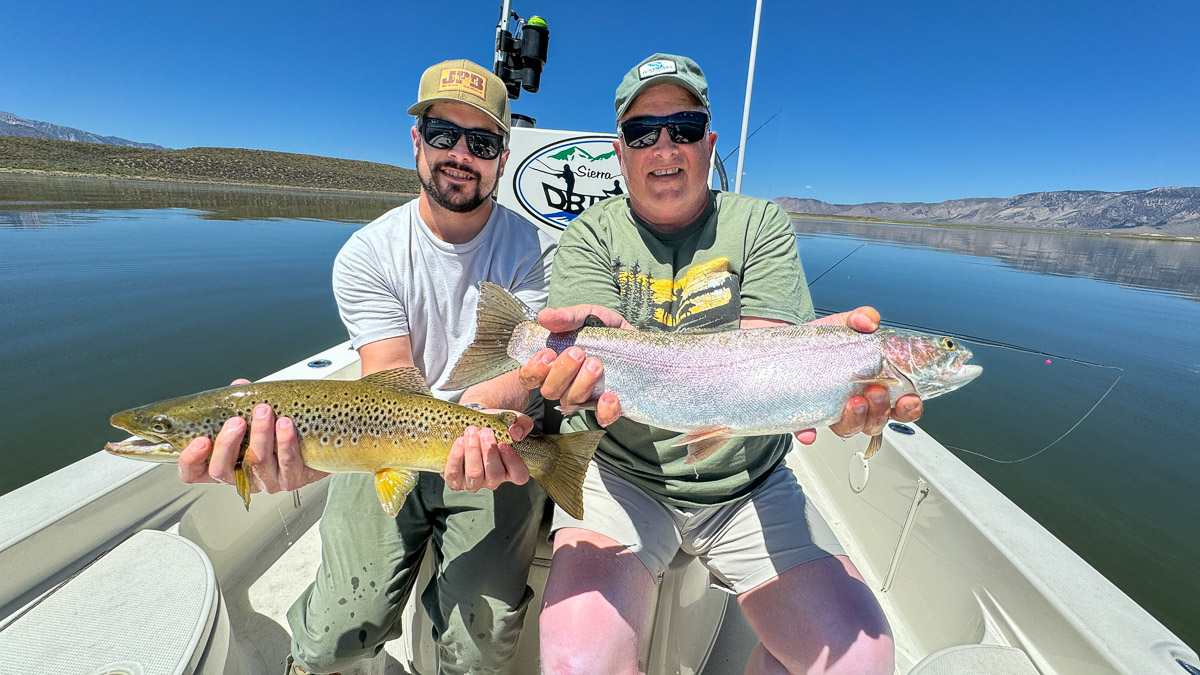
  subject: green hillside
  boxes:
[0,136,419,194]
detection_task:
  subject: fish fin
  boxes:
[672,428,733,465]
[671,324,736,335]
[362,367,433,396]
[671,427,733,446]
[375,469,420,517]
[556,401,599,415]
[850,375,904,388]
[518,430,604,520]
[863,434,883,459]
[234,465,252,511]
[582,314,608,328]
[441,282,530,391]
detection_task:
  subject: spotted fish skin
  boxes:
[112,381,506,471]
[106,368,602,518]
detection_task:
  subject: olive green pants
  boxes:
[287,471,546,674]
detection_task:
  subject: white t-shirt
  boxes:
[332,199,555,401]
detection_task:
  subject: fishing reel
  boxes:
[494,10,550,99]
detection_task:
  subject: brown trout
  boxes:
[444,282,981,462]
[105,366,603,518]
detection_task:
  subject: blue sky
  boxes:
[3,0,1197,204]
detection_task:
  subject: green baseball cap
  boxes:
[614,53,711,123]
[407,59,511,133]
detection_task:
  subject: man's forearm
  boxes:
[460,370,530,411]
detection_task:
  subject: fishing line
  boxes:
[805,242,867,287]
[721,110,783,164]
[813,307,1126,464]
[857,317,1124,372]
[277,505,291,538]
[944,371,1121,464]
[530,160,567,176]
[801,239,1124,464]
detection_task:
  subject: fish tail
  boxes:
[863,433,883,459]
[442,282,537,390]
[519,430,605,520]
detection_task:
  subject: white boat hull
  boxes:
[0,341,1194,674]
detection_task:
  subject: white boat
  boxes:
[1,332,1196,674]
[1,7,1197,674]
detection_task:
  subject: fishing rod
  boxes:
[528,160,569,177]
[803,237,1124,464]
[721,110,782,165]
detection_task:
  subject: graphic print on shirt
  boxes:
[611,257,741,330]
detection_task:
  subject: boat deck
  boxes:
[228,449,918,674]
[2,341,1193,674]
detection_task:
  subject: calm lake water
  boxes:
[1,174,1197,650]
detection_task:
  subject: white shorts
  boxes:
[551,460,845,595]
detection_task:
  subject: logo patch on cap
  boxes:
[638,60,677,80]
[438,68,487,100]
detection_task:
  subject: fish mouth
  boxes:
[105,436,181,462]
[947,364,983,384]
[912,363,983,399]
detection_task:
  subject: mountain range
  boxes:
[4,111,1197,236]
[0,111,166,150]
[774,188,1200,236]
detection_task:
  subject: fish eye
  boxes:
[940,338,957,351]
[151,414,173,433]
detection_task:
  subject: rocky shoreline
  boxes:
[775,187,1200,238]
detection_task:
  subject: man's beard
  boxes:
[417,150,493,214]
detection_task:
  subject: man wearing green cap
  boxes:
[176,58,554,674]
[521,54,920,674]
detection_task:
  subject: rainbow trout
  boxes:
[444,282,981,462]
[105,366,603,518]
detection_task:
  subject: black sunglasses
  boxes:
[619,111,709,149]
[418,117,505,160]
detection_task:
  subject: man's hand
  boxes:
[792,307,924,445]
[443,411,535,492]
[517,304,633,428]
[178,379,329,492]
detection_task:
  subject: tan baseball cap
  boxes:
[406,59,511,133]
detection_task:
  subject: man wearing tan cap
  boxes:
[520,54,919,674]
[175,58,554,675]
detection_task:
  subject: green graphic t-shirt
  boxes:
[549,190,814,507]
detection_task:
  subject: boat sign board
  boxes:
[497,127,624,234]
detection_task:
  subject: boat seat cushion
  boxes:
[908,643,1039,675]
[0,528,219,674]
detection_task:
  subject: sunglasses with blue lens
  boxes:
[418,117,505,160]
[619,111,709,149]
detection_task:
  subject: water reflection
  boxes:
[0,173,413,225]
[3,174,1199,647]
[793,218,1200,301]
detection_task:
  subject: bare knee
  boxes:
[739,556,894,675]
[539,529,657,675]
[780,603,894,674]
[834,631,895,675]
[539,591,645,675]
[749,632,894,675]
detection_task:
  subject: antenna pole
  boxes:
[734,0,763,194]
[495,0,514,72]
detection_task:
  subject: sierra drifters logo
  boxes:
[513,136,626,230]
